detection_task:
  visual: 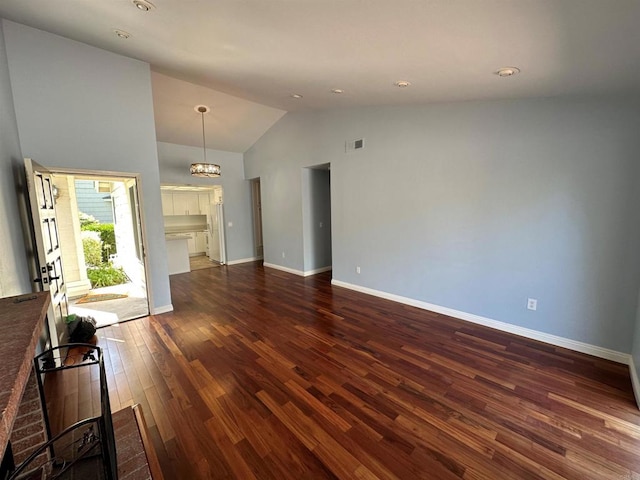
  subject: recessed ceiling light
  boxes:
[394,80,411,88]
[132,0,155,11]
[113,29,131,39]
[495,67,521,77]
[290,93,303,99]
[331,89,344,94]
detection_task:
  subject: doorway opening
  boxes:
[50,173,149,328]
[250,178,264,259]
[160,184,225,272]
[302,164,332,275]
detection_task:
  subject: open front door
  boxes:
[25,158,69,349]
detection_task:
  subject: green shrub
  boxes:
[82,237,103,267]
[80,219,117,262]
[79,212,99,229]
[79,213,127,287]
[87,264,129,288]
[83,223,116,262]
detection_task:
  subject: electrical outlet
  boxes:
[356,266,361,274]
[282,251,285,258]
[227,221,233,227]
[527,298,537,311]
[319,222,323,228]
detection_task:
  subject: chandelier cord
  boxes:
[201,110,207,163]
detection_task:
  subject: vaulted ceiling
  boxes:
[2,0,640,151]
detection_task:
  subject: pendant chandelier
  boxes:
[190,105,221,177]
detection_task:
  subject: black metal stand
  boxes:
[0,443,15,480]
[8,344,117,480]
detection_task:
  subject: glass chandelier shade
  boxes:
[190,162,221,177]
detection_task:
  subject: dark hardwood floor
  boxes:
[93,262,640,479]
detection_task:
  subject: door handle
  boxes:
[45,264,59,280]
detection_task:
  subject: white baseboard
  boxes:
[227,256,263,266]
[263,263,332,277]
[304,266,332,277]
[630,356,640,408]
[331,279,630,365]
[263,262,305,276]
[151,304,173,315]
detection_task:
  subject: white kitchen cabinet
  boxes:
[161,193,174,215]
[187,231,207,256]
[187,235,196,255]
[172,193,200,215]
[162,191,214,216]
[198,193,212,215]
[195,232,207,253]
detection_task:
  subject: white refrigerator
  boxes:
[207,202,226,264]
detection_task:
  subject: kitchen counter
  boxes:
[165,234,191,275]
[165,233,193,240]
[164,227,207,235]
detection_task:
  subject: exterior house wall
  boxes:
[74,179,114,224]
[51,174,91,298]
[111,180,145,287]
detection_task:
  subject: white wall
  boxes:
[156,142,255,263]
[0,21,31,297]
[245,96,640,354]
[3,20,171,311]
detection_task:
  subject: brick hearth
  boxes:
[0,292,50,472]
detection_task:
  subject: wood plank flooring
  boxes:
[189,254,221,272]
[92,262,640,479]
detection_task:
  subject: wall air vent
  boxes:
[345,138,365,153]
